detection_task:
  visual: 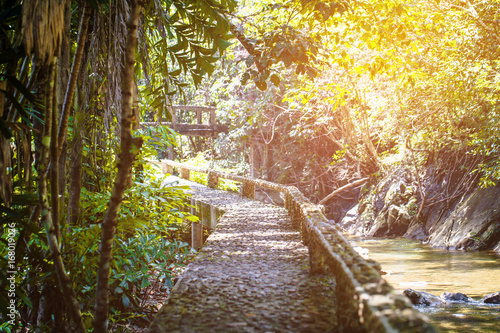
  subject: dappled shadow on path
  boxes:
[148,184,337,333]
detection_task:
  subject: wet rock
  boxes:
[403,219,428,241]
[403,289,446,306]
[483,291,500,304]
[342,171,416,238]
[369,204,412,237]
[441,292,470,302]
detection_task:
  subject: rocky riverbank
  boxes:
[337,163,500,253]
[403,289,500,306]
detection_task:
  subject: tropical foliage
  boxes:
[187,0,499,194]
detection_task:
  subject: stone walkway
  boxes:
[148,180,338,332]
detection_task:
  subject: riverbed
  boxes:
[349,237,500,332]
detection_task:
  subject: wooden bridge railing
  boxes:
[141,105,228,137]
[166,105,216,126]
[161,159,437,333]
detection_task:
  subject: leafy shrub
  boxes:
[183,152,240,191]
[110,232,189,312]
[64,168,197,329]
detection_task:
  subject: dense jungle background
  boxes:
[0,0,499,332]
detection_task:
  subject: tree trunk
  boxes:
[57,0,72,221]
[0,80,12,206]
[67,107,84,225]
[57,1,91,156]
[37,58,87,333]
[66,4,91,226]
[50,63,60,241]
[93,1,144,331]
[36,284,50,331]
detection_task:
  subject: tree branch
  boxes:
[227,21,265,72]
[318,178,368,206]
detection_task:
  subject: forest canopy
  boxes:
[0,0,499,332]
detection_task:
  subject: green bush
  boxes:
[183,153,240,192]
[64,169,197,329]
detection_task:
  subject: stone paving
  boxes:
[148,180,338,332]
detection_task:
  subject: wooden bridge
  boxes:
[147,160,437,333]
[141,105,229,137]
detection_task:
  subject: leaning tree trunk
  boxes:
[93,1,144,332]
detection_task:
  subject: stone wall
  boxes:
[161,159,437,332]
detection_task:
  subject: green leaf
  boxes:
[122,294,131,308]
[164,278,173,288]
[168,43,184,53]
[119,279,128,288]
[168,68,182,76]
[141,279,151,289]
[0,117,12,139]
[241,72,250,85]
[197,57,215,75]
[255,80,267,91]
[270,74,280,86]
[216,38,232,53]
[0,75,36,103]
[0,89,32,126]
[197,46,214,56]
[203,55,220,63]
[192,73,203,87]
[185,215,199,222]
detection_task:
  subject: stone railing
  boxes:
[161,160,437,333]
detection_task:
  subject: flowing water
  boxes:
[348,237,500,332]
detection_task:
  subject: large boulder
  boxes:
[403,289,446,306]
[339,170,417,238]
[483,291,500,304]
[426,184,500,251]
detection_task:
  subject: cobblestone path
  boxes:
[148,180,337,333]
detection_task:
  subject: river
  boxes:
[349,237,500,332]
